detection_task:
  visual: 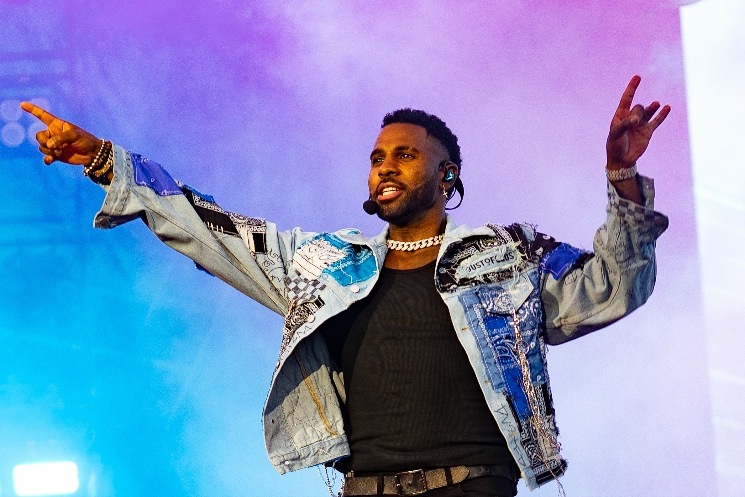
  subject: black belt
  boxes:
[342,464,518,496]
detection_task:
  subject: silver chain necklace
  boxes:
[386,234,444,251]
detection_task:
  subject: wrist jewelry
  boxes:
[85,140,113,184]
[386,234,444,251]
[90,148,114,184]
[84,139,107,176]
[605,163,637,182]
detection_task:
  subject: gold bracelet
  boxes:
[86,141,114,184]
[93,155,111,177]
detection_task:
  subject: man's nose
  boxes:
[378,156,399,177]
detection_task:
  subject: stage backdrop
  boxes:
[1,1,742,496]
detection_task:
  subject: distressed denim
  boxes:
[94,146,668,490]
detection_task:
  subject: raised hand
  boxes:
[20,102,103,166]
[606,75,671,170]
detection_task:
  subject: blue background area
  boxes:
[0,159,297,495]
[1,1,733,496]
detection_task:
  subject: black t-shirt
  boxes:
[320,261,516,493]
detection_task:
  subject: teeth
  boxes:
[381,187,399,197]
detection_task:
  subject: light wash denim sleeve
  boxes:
[92,145,298,316]
[540,175,669,345]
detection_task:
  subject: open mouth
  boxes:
[377,184,404,202]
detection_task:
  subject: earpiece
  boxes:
[439,160,455,182]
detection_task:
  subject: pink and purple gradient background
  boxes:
[1,0,734,496]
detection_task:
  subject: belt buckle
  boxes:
[394,469,427,496]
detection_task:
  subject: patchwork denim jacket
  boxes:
[94,146,668,490]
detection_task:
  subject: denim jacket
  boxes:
[94,146,668,490]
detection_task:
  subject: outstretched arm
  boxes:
[605,75,671,204]
[538,76,671,343]
[20,101,294,315]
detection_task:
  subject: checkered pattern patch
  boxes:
[610,195,657,224]
[284,275,326,303]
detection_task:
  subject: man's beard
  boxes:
[376,179,439,226]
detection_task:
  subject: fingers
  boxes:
[35,129,50,147]
[609,114,638,141]
[628,104,645,125]
[619,102,671,134]
[35,126,86,166]
[609,103,643,140]
[648,104,671,130]
[643,102,661,122]
[616,76,670,128]
[38,139,60,163]
[46,129,79,149]
[21,102,61,126]
[610,105,668,140]
[35,130,58,162]
[35,128,77,164]
[617,75,642,111]
[610,80,671,141]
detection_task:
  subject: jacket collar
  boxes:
[334,214,497,264]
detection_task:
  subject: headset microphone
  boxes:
[362,196,380,215]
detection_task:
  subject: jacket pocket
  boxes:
[477,272,534,314]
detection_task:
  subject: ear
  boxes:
[438,160,459,186]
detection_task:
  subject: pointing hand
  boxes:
[20,102,103,166]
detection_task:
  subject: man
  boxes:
[21,75,669,496]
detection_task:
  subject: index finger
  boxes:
[617,75,642,112]
[20,102,60,126]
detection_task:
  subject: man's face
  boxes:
[368,123,449,226]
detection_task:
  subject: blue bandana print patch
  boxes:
[539,243,586,280]
[180,183,215,203]
[132,153,182,196]
[298,233,376,286]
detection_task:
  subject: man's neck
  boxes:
[384,214,446,270]
[384,246,440,270]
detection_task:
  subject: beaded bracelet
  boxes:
[85,140,113,185]
[90,151,113,184]
[84,139,108,176]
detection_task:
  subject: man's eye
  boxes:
[371,157,383,165]
[400,153,413,159]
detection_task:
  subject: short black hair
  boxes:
[381,108,464,208]
[381,108,461,166]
